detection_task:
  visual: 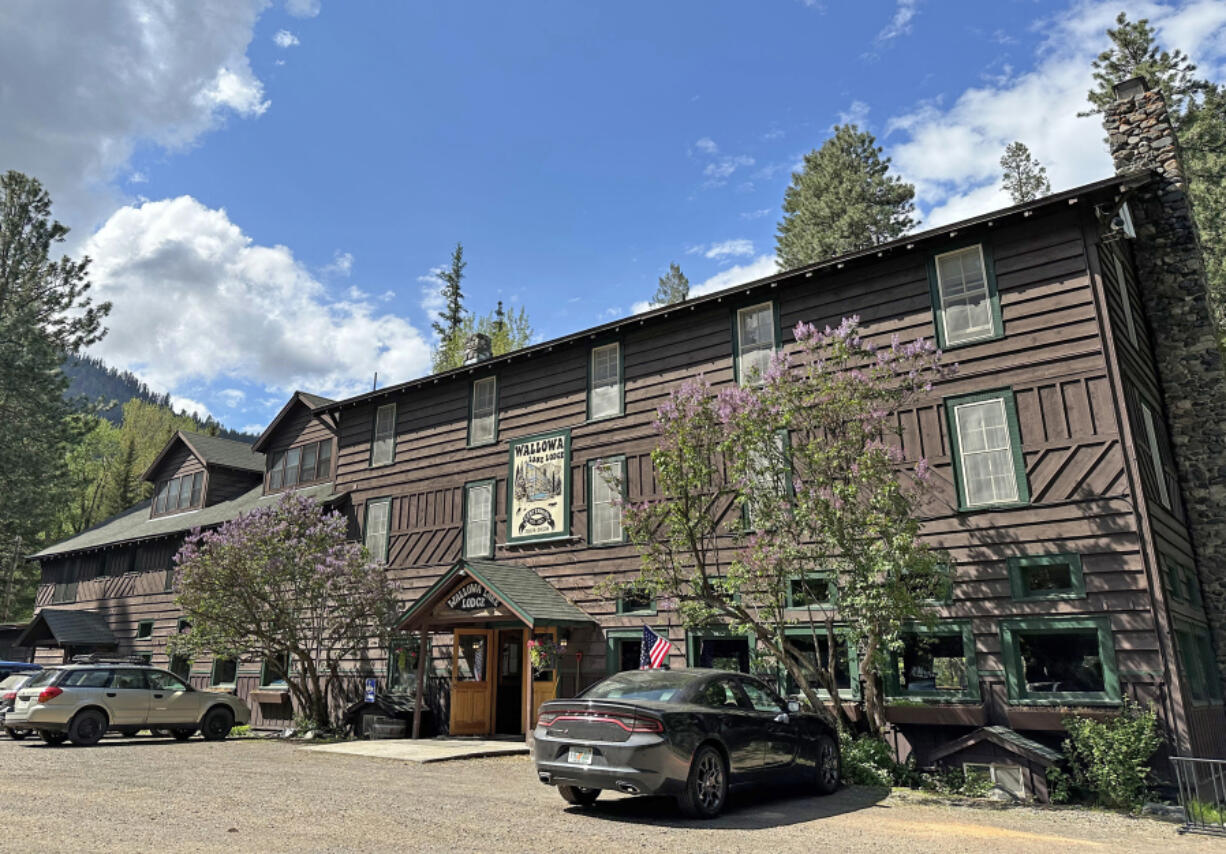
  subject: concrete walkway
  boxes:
[302,737,529,764]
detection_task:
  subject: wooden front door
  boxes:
[451,629,493,735]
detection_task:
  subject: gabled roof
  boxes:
[30,482,347,560]
[16,609,118,649]
[315,172,1151,416]
[252,391,336,453]
[396,559,596,631]
[141,430,265,483]
[928,725,1062,767]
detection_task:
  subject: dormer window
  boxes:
[153,471,204,516]
[268,438,333,492]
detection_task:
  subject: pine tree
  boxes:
[433,303,535,373]
[776,125,917,270]
[652,263,690,306]
[1082,12,1204,122]
[1000,141,1052,204]
[431,242,466,342]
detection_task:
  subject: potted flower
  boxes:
[528,637,560,678]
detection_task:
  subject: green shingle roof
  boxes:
[179,431,265,472]
[397,559,596,630]
[16,608,118,648]
[928,725,1062,766]
[30,482,345,560]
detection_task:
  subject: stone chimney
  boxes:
[1105,77,1226,688]
[462,333,492,365]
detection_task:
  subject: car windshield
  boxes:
[0,673,33,690]
[582,670,696,702]
[21,669,58,689]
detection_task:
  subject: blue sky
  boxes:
[2,0,1225,433]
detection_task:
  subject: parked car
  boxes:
[532,668,840,818]
[0,661,41,680]
[5,659,250,747]
[1,671,40,739]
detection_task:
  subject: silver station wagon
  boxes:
[6,658,250,746]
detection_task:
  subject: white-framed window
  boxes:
[589,458,625,545]
[745,431,788,528]
[1138,400,1171,508]
[464,481,494,559]
[469,376,497,445]
[963,763,1025,798]
[371,403,397,467]
[364,498,391,564]
[1111,253,1138,346]
[589,342,622,420]
[735,302,776,386]
[952,397,1021,507]
[934,245,995,347]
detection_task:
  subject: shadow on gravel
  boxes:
[566,784,889,830]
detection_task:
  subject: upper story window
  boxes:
[370,403,396,467]
[1137,399,1172,509]
[945,389,1029,511]
[469,376,497,445]
[734,302,778,386]
[929,244,1002,349]
[364,498,391,564]
[588,342,623,420]
[268,439,333,492]
[153,471,204,516]
[464,480,495,559]
[588,457,625,545]
[745,431,789,528]
[1110,252,1139,346]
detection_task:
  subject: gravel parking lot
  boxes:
[0,734,1216,853]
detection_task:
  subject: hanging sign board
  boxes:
[446,581,497,612]
[507,429,571,543]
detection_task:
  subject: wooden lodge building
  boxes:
[22,80,1226,795]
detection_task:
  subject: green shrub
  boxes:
[839,732,914,787]
[921,765,994,798]
[231,724,251,738]
[1059,701,1162,810]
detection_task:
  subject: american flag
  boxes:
[640,626,673,670]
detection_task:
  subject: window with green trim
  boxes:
[588,458,626,545]
[605,628,652,675]
[260,652,290,687]
[616,588,655,615]
[1184,565,1202,607]
[134,652,153,666]
[469,376,497,445]
[1007,554,1085,601]
[929,243,1002,348]
[364,498,391,564]
[887,622,979,701]
[783,630,857,697]
[786,573,835,608]
[687,632,751,673]
[370,403,397,467]
[945,389,1029,511]
[463,480,495,559]
[136,620,154,640]
[210,658,237,687]
[169,655,191,681]
[745,430,790,529]
[588,342,623,420]
[387,635,421,692]
[734,301,778,386]
[1137,399,1171,508]
[1000,616,1121,705]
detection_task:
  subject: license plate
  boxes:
[567,747,593,765]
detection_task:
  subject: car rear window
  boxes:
[582,670,694,702]
[0,673,33,690]
[60,669,114,688]
[21,669,58,689]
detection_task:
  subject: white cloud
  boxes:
[837,100,871,127]
[703,155,755,181]
[741,208,773,220]
[884,0,1226,228]
[632,254,778,314]
[324,250,354,276]
[84,196,433,399]
[128,171,148,184]
[877,0,919,42]
[693,137,719,155]
[704,239,755,260]
[285,0,321,18]
[273,29,300,48]
[0,0,269,236]
[217,388,246,408]
[171,395,212,421]
[599,307,622,320]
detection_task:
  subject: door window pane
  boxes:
[470,377,496,444]
[936,245,993,345]
[617,639,643,673]
[464,483,493,559]
[456,635,487,682]
[954,398,1019,506]
[589,343,621,419]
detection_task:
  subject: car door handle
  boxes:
[106,692,117,697]
[153,694,164,699]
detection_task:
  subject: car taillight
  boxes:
[37,686,63,703]
[1,691,15,702]
[630,717,663,733]
[536,711,559,725]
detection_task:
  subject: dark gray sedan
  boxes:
[532,668,840,818]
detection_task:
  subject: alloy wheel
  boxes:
[819,739,839,789]
[695,751,724,812]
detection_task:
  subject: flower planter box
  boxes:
[884,703,987,726]
[249,688,291,704]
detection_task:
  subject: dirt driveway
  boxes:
[0,735,1214,853]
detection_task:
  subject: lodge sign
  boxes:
[447,581,496,612]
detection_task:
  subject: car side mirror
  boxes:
[774,712,790,724]
[787,700,800,714]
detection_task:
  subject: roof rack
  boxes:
[69,654,152,666]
